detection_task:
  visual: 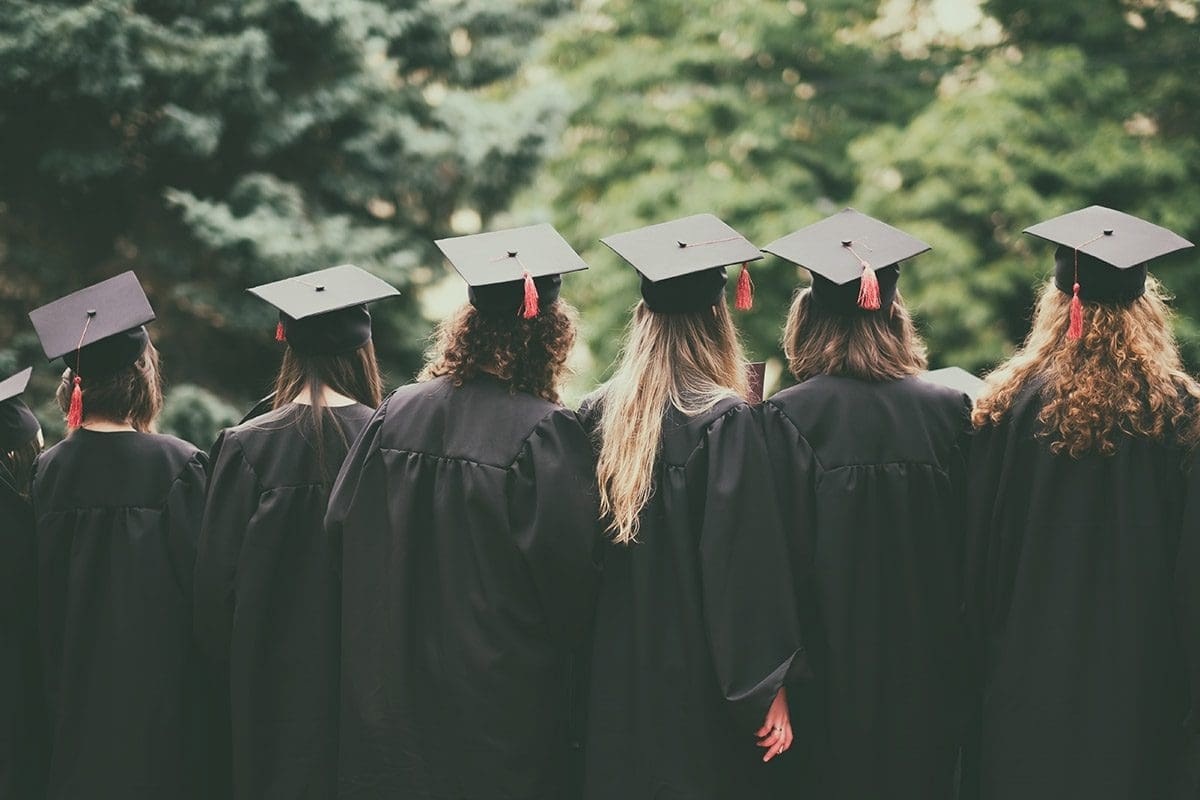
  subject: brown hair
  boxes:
[420,301,577,404]
[270,341,384,483]
[973,277,1200,457]
[783,288,928,382]
[57,343,164,432]
[595,301,748,544]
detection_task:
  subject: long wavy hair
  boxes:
[271,341,384,484]
[3,435,42,497]
[595,301,749,544]
[421,301,577,404]
[56,342,163,432]
[974,277,1200,457]
[783,288,928,382]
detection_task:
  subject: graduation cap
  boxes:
[249,264,400,356]
[29,271,156,429]
[0,368,40,452]
[1023,205,1194,340]
[763,208,931,314]
[921,366,984,400]
[436,223,588,319]
[601,213,763,313]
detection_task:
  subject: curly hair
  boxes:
[783,288,928,382]
[420,301,577,404]
[973,277,1200,457]
[56,342,164,432]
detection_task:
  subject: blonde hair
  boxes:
[974,277,1200,457]
[782,288,927,382]
[595,301,749,544]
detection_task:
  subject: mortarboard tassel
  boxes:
[67,376,84,429]
[521,270,539,319]
[275,321,287,342]
[857,263,881,310]
[735,262,754,310]
[1068,282,1083,341]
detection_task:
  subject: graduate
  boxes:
[325,224,601,799]
[0,367,47,799]
[760,209,973,799]
[193,264,398,799]
[581,214,802,800]
[966,206,1200,799]
[27,272,210,799]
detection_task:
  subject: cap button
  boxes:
[677,240,688,249]
[507,250,518,258]
[1103,229,1114,236]
[86,309,97,317]
[841,240,852,247]
[315,285,326,292]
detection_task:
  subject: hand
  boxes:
[755,687,792,763]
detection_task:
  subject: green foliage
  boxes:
[159,382,241,449]
[526,0,1200,384]
[0,0,566,442]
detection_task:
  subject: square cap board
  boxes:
[601,213,763,282]
[29,271,155,361]
[0,367,32,404]
[762,208,931,283]
[436,223,588,287]
[1023,205,1193,269]
[248,264,400,319]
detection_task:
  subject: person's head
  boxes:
[420,299,577,404]
[56,341,163,431]
[273,341,384,411]
[782,287,928,382]
[973,276,1200,457]
[596,299,748,544]
[0,368,42,494]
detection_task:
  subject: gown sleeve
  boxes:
[698,403,803,732]
[324,399,389,564]
[507,409,601,649]
[166,449,209,603]
[193,432,259,665]
[1179,448,1200,738]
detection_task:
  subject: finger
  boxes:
[755,729,780,747]
[755,722,771,738]
[762,741,783,763]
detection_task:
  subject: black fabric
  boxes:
[195,403,375,800]
[639,266,728,313]
[58,326,149,379]
[1052,245,1148,304]
[965,385,1200,800]
[578,396,803,800]
[469,273,562,316]
[280,305,372,356]
[762,375,973,799]
[0,464,47,800]
[325,375,601,799]
[238,393,277,426]
[31,430,212,800]
[0,399,39,453]
[809,263,901,314]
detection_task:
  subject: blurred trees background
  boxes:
[1,0,1197,442]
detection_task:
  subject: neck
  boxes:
[293,386,357,407]
[80,418,136,433]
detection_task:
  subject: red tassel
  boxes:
[521,270,539,319]
[275,321,286,342]
[857,264,881,310]
[1067,283,1083,341]
[735,262,754,310]
[67,376,84,429]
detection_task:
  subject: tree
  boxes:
[519,0,970,388]
[0,0,567,442]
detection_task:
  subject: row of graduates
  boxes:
[1,205,1198,800]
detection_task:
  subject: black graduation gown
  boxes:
[580,396,803,800]
[965,385,1200,800]
[325,375,601,800]
[31,429,209,800]
[0,464,46,799]
[194,402,375,800]
[761,374,972,800]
